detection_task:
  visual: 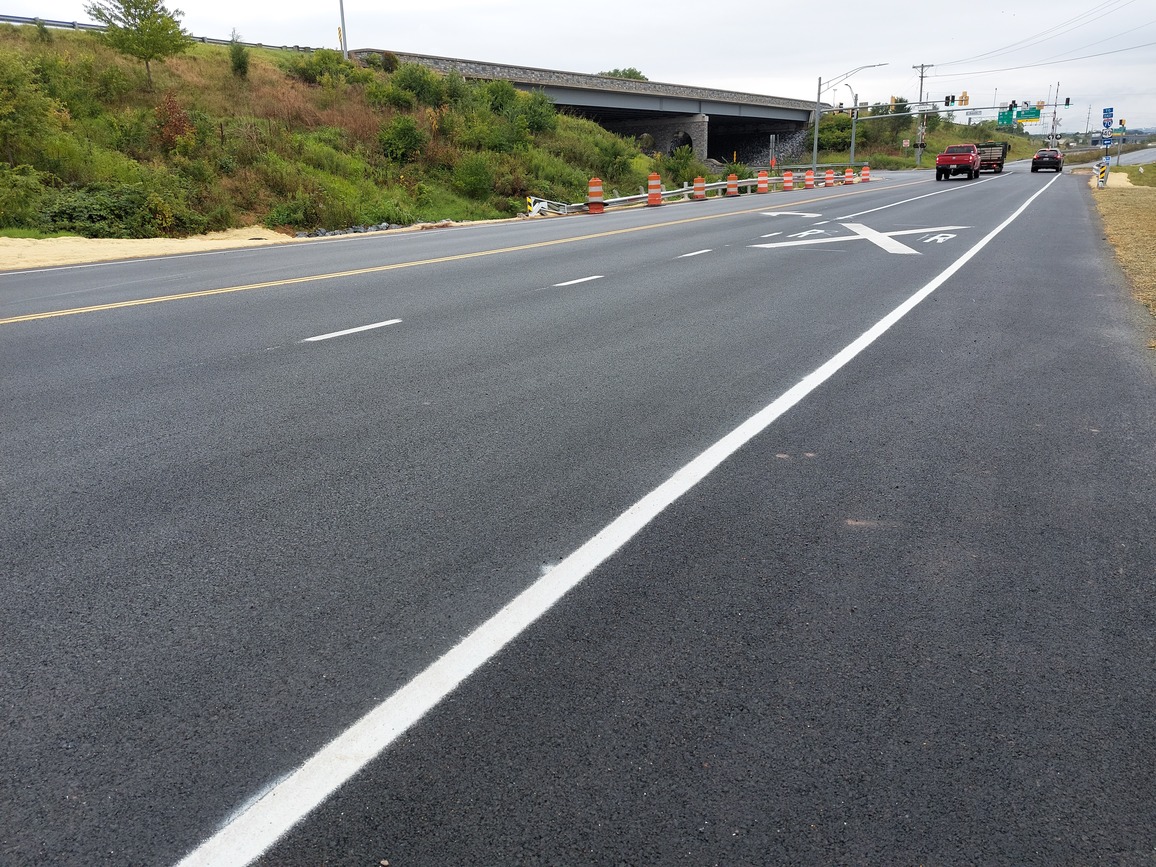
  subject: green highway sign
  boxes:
[998,110,1013,125]
[1015,107,1042,123]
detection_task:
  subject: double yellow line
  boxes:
[2,185,889,327]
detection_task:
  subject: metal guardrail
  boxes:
[528,171,864,216]
[0,14,318,51]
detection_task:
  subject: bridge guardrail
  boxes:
[0,14,317,50]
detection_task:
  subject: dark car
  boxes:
[1031,148,1064,172]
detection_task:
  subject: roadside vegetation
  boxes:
[1091,164,1156,333]
[0,21,656,237]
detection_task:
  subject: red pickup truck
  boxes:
[935,144,981,181]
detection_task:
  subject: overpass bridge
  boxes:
[354,50,817,163]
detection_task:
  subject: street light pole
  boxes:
[812,64,887,173]
[338,0,349,58]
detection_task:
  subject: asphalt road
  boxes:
[2,168,1154,865]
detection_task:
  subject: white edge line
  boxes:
[553,275,604,286]
[678,250,712,258]
[302,319,402,342]
[174,174,1059,867]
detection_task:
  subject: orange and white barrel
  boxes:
[587,177,604,214]
[726,173,739,197]
[860,165,871,182]
[844,167,855,185]
[692,176,706,200]
[804,170,815,190]
[647,172,663,206]
[757,170,768,193]
[824,169,835,187]
[783,170,794,191]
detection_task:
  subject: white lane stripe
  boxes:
[837,175,1002,220]
[302,319,402,342]
[678,250,712,258]
[553,276,603,286]
[174,174,1059,867]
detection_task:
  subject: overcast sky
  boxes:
[8,0,1155,129]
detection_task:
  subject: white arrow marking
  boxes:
[843,222,920,254]
[750,225,969,253]
[787,229,828,239]
[761,211,822,218]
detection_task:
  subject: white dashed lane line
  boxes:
[302,319,402,342]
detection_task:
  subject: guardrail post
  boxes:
[586,177,604,214]
[757,170,769,193]
[693,176,706,201]
[647,173,663,206]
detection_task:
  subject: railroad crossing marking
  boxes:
[750,223,969,255]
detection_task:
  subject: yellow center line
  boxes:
[1,183,916,327]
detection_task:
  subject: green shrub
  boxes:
[391,63,446,107]
[514,90,557,134]
[229,31,250,78]
[366,81,415,111]
[282,48,372,86]
[483,79,517,114]
[39,181,205,237]
[379,115,427,162]
[452,152,494,199]
[0,164,47,228]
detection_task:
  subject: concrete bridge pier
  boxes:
[600,114,710,160]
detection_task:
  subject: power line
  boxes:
[937,0,1136,66]
[930,39,1156,79]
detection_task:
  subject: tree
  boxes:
[84,0,192,89]
[0,52,66,165]
[599,67,648,81]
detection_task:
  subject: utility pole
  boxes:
[913,63,933,166]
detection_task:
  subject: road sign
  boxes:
[1103,118,1113,129]
[1103,128,1113,141]
[998,110,1013,125]
[1103,107,1114,118]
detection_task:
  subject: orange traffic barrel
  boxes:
[647,172,663,206]
[824,169,835,187]
[844,167,855,185]
[860,165,871,182]
[726,173,739,197]
[587,177,604,214]
[692,176,706,200]
[757,170,769,193]
[804,170,815,190]
[783,170,794,191]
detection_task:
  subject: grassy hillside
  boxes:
[0,23,662,237]
[1,21,1058,239]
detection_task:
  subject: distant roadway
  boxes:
[2,167,1154,865]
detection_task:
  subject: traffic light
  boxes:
[944,94,955,106]
[1064,97,1071,107]
[960,91,969,106]
[1009,100,1018,110]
